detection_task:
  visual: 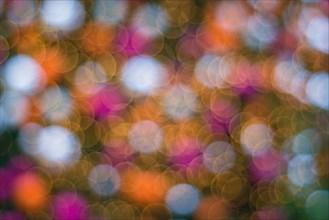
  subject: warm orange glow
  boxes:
[120,169,171,205]
[34,47,67,84]
[200,20,239,53]
[12,172,49,211]
[81,22,115,55]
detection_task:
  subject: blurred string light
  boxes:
[0,0,328,219]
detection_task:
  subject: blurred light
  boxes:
[306,72,329,110]
[18,123,42,156]
[289,69,309,103]
[0,91,29,129]
[89,85,128,120]
[35,126,81,166]
[120,169,170,204]
[12,172,48,211]
[244,14,277,50]
[41,0,85,31]
[3,55,44,94]
[88,164,120,197]
[0,0,3,13]
[302,0,321,3]
[74,61,107,95]
[169,137,202,171]
[291,129,322,155]
[247,0,280,12]
[194,197,231,220]
[115,26,151,56]
[93,0,128,25]
[7,0,37,26]
[162,84,198,121]
[253,206,288,220]
[215,1,248,32]
[203,141,236,173]
[240,122,273,155]
[51,192,88,220]
[39,86,73,122]
[287,154,317,187]
[305,15,329,54]
[165,184,200,215]
[103,139,134,166]
[194,54,231,88]
[274,60,297,94]
[305,190,329,220]
[249,149,282,182]
[121,56,166,95]
[128,120,163,153]
[0,211,25,220]
[273,60,310,103]
[132,3,169,38]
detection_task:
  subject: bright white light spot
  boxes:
[203,141,236,173]
[128,120,163,153]
[306,72,329,110]
[240,122,273,155]
[194,54,231,89]
[121,56,166,95]
[165,184,200,215]
[94,0,128,25]
[3,55,43,94]
[163,84,198,121]
[35,126,81,165]
[39,86,73,122]
[88,164,120,197]
[288,154,317,187]
[132,3,169,38]
[305,15,329,54]
[41,0,85,31]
